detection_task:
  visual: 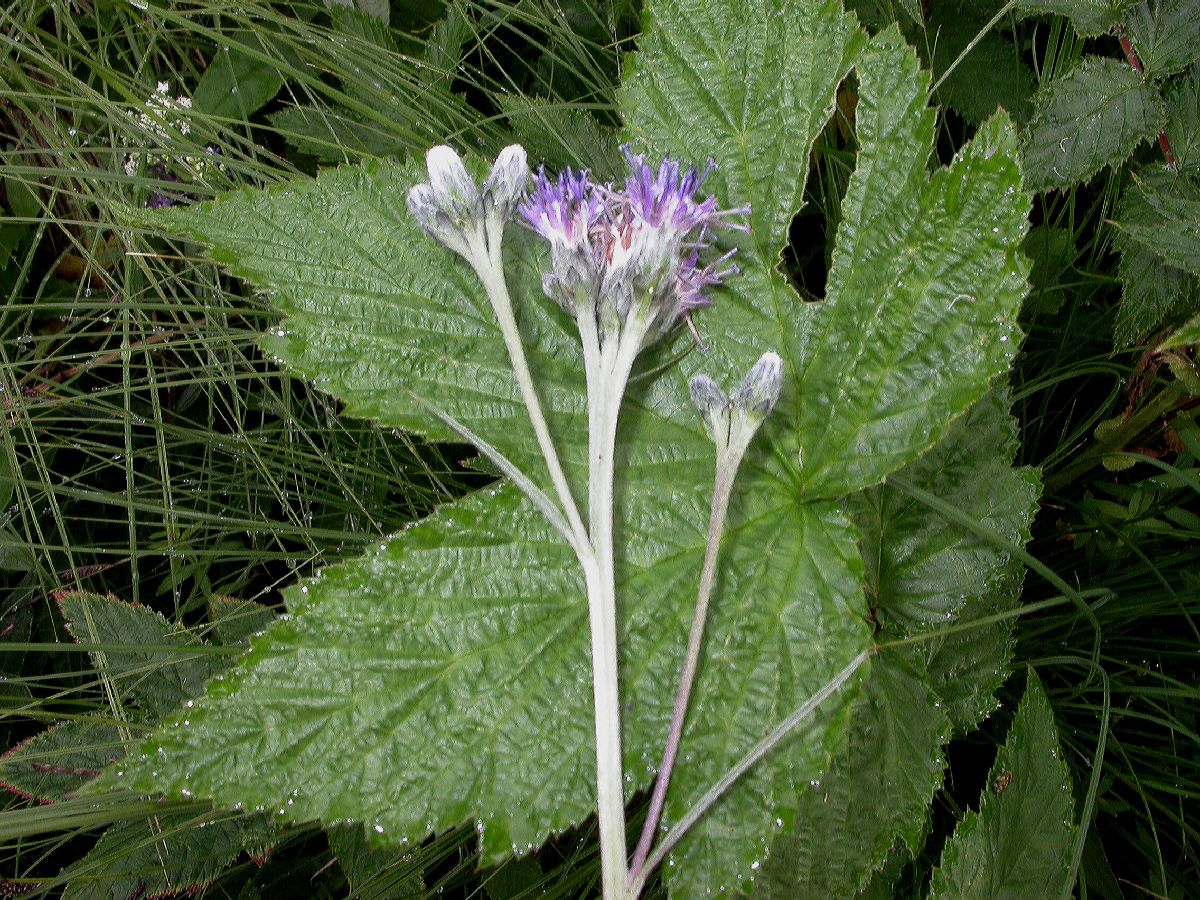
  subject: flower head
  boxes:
[520,167,607,312]
[521,146,746,347]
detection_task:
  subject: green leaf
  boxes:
[1127,0,1200,77]
[854,390,1036,635]
[1159,308,1200,348]
[0,722,125,803]
[852,388,1039,734]
[193,31,291,120]
[97,480,868,881]
[618,0,869,266]
[1023,225,1078,316]
[105,2,1033,895]
[1016,0,1134,36]
[206,596,276,646]
[1164,68,1200,174]
[1114,239,1197,347]
[61,810,269,900]
[268,106,410,162]
[59,593,231,720]
[929,671,1077,899]
[925,7,1035,126]
[794,40,1029,497]
[1022,57,1165,191]
[1113,168,1200,277]
[756,652,949,897]
[498,95,625,180]
[327,823,422,896]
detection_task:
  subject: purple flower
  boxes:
[519,146,747,344]
[520,167,607,311]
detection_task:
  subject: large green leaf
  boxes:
[100,1,1032,895]
[756,390,1037,895]
[853,388,1039,737]
[795,41,1028,497]
[1127,0,1200,77]
[1023,57,1165,191]
[929,671,1077,899]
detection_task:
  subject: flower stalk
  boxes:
[628,353,783,888]
[409,142,755,900]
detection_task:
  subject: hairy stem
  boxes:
[473,239,590,554]
[628,455,738,885]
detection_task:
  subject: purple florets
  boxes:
[519,147,747,344]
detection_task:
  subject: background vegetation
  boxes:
[1,0,1196,897]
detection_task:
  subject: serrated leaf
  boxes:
[851,388,1038,734]
[853,390,1037,635]
[1023,225,1078,316]
[1113,168,1200,277]
[1114,239,1197,347]
[1127,0,1200,77]
[0,722,125,803]
[755,652,949,898]
[1164,68,1200,174]
[327,823,422,895]
[1023,57,1165,191]
[61,810,268,900]
[1016,0,1134,36]
[929,671,1077,899]
[498,95,624,180]
[206,597,276,646]
[794,40,1029,497]
[98,480,868,877]
[925,7,1035,125]
[59,593,231,720]
[618,0,868,266]
[104,2,1033,895]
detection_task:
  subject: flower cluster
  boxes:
[520,149,747,346]
[122,82,225,208]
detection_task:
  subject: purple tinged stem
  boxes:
[628,454,738,886]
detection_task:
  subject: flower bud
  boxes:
[407,182,472,258]
[733,352,783,419]
[482,144,529,221]
[689,374,730,444]
[425,145,480,215]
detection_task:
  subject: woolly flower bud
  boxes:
[482,144,529,222]
[689,374,730,444]
[408,144,529,262]
[426,145,479,213]
[691,351,783,458]
[733,352,783,419]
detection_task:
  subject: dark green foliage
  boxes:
[1017,0,1135,37]
[1126,0,1200,77]
[929,672,1076,899]
[2,0,1198,897]
[1023,58,1164,191]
